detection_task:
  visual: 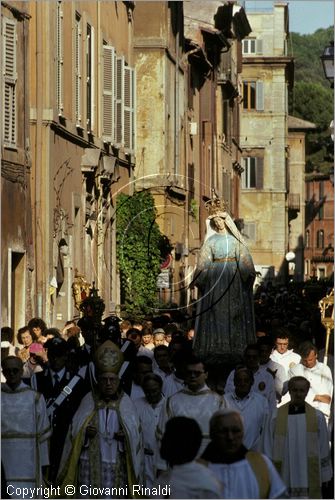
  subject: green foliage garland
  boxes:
[116,191,170,318]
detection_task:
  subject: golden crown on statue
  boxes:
[204,193,229,216]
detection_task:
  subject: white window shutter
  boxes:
[90,26,95,132]
[124,66,133,150]
[3,19,16,79]
[132,67,136,153]
[3,17,17,147]
[56,2,64,115]
[256,39,263,55]
[102,45,115,143]
[115,56,124,146]
[256,81,264,111]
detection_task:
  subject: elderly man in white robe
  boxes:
[156,354,226,472]
[57,341,143,498]
[136,373,165,487]
[1,356,51,498]
[225,366,269,450]
[225,344,277,412]
[202,409,287,499]
[262,376,332,498]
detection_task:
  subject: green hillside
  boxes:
[288,26,334,173]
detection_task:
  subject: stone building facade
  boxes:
[239,2,294,283]
[1,1,34,331]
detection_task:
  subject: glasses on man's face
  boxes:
[186,370,205,377]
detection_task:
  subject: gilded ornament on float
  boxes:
[72,270,91,310]
[318,288,334,365]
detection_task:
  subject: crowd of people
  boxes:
[1,282,334,499]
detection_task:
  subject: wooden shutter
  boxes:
[115,56,124,146]
[256,39,263,55]
[75,13,82,126]
[244,222,256,241]
[256,81,264,111]
[255,157,264,190]
[102,45,115,143]
[3,17,17,146]
[124,66,135,151]
[56,2,64,115]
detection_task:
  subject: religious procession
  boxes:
[1,191,334,499]
[1,0,334,499]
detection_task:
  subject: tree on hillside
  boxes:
[289,26,334,173]
[291,81,333,129]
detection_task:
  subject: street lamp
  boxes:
[320,41,334,88]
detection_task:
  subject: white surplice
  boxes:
[135,396,165,487]
[262,408,332,498]
[156,385,226,470]
[225,390,269,450]
[1,382,51,497]
[208,454,287,499]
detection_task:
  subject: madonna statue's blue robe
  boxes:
[193,231,256,359]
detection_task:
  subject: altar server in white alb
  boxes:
[270,328,301,377]
[262,376,332,499]
[224,366,269,450]
[156,354,226,472]
[1,356,51,497]
[135,373,165,487]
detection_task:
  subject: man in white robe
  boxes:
[225,367,269,450]
[57,341,143,498]
[156,355,226,472]
[270,330,301,378]
[258,337,286,402]
[161,349,185,398]
[225,344,277,412]
[201,409,287,499]
[135,373,165,487]
[262,376,332,498]
[1,356,50,498]
[288,341,333,421]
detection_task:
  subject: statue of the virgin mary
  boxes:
[192,196,256,361]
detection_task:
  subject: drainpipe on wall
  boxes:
[174,29,179,179]
[35,2,44,318]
